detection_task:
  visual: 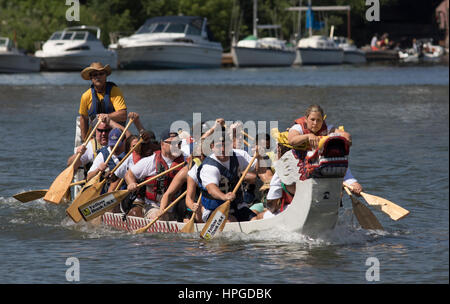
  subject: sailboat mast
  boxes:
[253,0,258,37]
[308,0,312,37]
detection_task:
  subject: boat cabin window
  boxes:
[49,32,63,40]
[166,23,187,33]
[186,24,201,36]
[153,23,167,33]
[86,32,98,41]
[62,32,75,40]
[73,32,87,40]
[0,38,7,47]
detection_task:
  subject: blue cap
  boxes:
[160,129,179,142]
[108,128,123,147]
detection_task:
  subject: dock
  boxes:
[221,52,234,67]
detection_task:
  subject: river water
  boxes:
[0,64,448,285]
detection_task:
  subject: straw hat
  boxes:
[80,62,112,80]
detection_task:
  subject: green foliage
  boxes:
[0,0,400,53]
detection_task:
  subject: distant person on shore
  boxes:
[79,62,127,141]
[370,33,379,51]
[378,33,391,50]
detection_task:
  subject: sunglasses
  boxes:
[97,128,112,133]
[90,72,106,78]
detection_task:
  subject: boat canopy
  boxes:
[135,16,217,41]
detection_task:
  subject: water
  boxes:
[0,64,448,284]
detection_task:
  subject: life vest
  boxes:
[97,146,126,193]
[197,152,242,211]
[280,183,294,212]
[294,116,328,136]
[144,150,185,203]
[99,146,126,172]
[88,82,117,122]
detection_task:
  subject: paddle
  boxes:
[43,119,102,204]
[344,186,383,230]
[343,182,409,221]
[132,190,188,234]
[13,180,86,203]
[77,162,186,222]
[66,131,141,223]
[200,153,257,240]
[180,194,202,233]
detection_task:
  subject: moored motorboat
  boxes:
[232,36,296,67]
[333,36,366,64]
[109,16,223,69]
[0,37,40,73]
[35,25,117,71]
[296,35,344,65]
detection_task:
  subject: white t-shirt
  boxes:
[199,149,255,188]
[88,147,122,173]
[343,167,357,185]
[74,141,99,167]
[131,153,186,205]
[113,156,136,179]
[266,172,282,200]
[187,163,199,185]
[131,153,175,180]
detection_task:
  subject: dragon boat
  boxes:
[98,131,351,237]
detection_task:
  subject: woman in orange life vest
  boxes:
[287,104,363,195]
[287,104,351,151]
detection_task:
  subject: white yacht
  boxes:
[109,16,223,69]
[231,0,296,67]
[232,33,296,67]
[333,36,366,64]
[35,26,117,71]
[0,37,40,73]
[296,35,343,65]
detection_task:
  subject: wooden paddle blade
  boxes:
[180,214,196,233]
[349,195,384,230]
[200,201,231,240]
[180,193,202,234]
[43,165,75,204]
[360,192,410,221]
[83,173,101,189]
[78,190,129,222]
[66,180,106,223]
[13,189,48,203]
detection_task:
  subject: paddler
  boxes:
[196,127,257,222]
[124,129,187,219]
[87,127,126,185]
[67,114,123,172]
[287,104,351,150]
[79,62,127,141]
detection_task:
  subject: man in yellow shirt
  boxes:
[79,62,127,141]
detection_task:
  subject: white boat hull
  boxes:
[0,54,41,73]
[36,51,118,71]
[343,50,366,64]
[101,177,343,237]
[116,43,222,69]
[232,46,296,67]
[296,47,344,65]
